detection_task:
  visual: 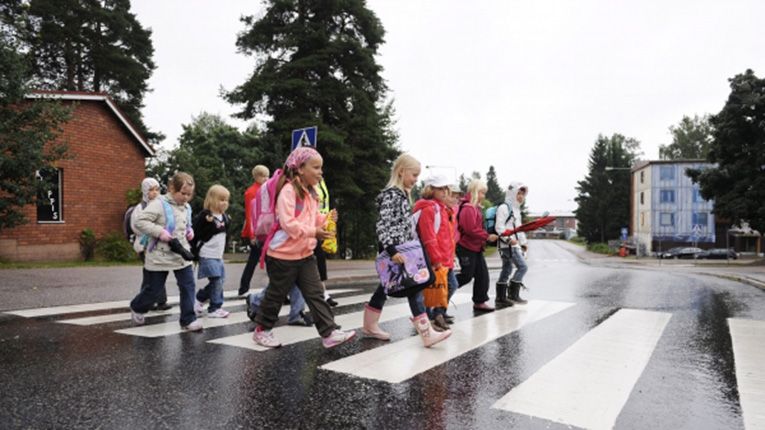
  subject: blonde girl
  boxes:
[131,172,201,331]
[252,147,355,349]
[361,153,451,348]
[455,179,498,312]
[192,185,231,318]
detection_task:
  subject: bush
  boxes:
[97,232,137,262]
[79,228,97,261]
[569,236,586,245]
[587,242,612,255]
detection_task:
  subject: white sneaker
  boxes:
[194,299,205,316]
[322,329,357,349]
[131,309,145,325]
[253,328,281,348]
[182,319,203,331]
[207,308,230,318]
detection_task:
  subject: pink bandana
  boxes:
[285,147,321,169]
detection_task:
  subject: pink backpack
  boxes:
[253,169,303,268]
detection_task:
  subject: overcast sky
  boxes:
[131,0,765,213]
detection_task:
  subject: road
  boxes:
[1,240,763,429]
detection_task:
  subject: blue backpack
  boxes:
[484,202,509,235]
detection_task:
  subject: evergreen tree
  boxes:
[147,113,263,239]
[4,0,159,141]
[688,70,765,233]
[0,36,70,230]
[659,114,714,160]
[485,165,504,205]
[225,0,399,257]
[574,134,641,243]
[457,173,468,193]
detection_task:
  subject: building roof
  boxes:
[631,159,709,172]
[26,90,155,157]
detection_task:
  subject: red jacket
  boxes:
[456,197,488,252]
[241,182,261,240]
[413,199,455,269]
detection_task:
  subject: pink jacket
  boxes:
[266,183,327,261]
[457,197,488,252]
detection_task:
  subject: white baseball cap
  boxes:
[423,174,452,188]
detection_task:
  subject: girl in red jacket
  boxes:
[456,179,498,311]
[413,175,456,331]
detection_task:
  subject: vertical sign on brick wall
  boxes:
[36,167,63,222]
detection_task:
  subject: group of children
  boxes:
[126,149,530,350]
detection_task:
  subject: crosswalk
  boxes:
[4,293,764,429]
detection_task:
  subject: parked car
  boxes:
[696,248,738,260]
[659,247,703,259]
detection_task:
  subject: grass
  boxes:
[0,259,142,270]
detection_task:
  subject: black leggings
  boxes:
[456,245,490,304]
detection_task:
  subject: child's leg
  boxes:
[288,283,306,323]
[510,247,529,282]
[406,290,426,317]
[173,265,197,326]
[249,287,267,314]
[131,270,168,313]
[295,257,338,337]
[497,247,513,285]
[456,246,477,287]
[207,275,225,312]
[472,252,490,304]
[256,257,299,330]
[367,285,387,311]
[196,281,212,303]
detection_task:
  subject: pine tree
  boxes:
[225,0,399,256]
[574,134,641,243]
[485,165,504,205]
[688,69,765,233]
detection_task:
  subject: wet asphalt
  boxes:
[1,241,763,429]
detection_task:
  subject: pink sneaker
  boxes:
[207,308,229,318]
[194,299,205,316]
[322,329,357,349]
[253,327,281,348]
[182,319,203,332]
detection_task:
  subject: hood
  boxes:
[141,177,160,204]
[505,182,527,210]
[413,198,444,212]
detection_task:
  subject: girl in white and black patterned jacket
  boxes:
[361,153,451,348]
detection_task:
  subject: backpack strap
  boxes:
[147,197,177,252]
[258,186,303,269]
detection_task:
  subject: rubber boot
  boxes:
[412,313,451,348]
[509,281,528,305]
[361,304,391,340]
[495,283,513,308]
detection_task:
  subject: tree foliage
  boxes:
[485,165,504,205]
[687,69,765,233]
[659,114,714,160]
[225,0,399,257]
[575,134,641,243]
[0,36,70,231]
[146,113,263,240]
[3,0,159,141]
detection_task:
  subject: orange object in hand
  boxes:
[423,267,449,308]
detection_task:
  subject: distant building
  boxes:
[527,211,577,240]
[0,91,154,261]
[631,160,723,255]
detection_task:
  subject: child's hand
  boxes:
[186,228,194,241]
[159,231,172,243]
[329,208,338,222]
[316,228,335,241]
[391,253,406,265]
[487,234,498,243]
[510,238,518,246]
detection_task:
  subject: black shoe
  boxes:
[326,296,338,307]
[246,294,257,322]
[155,303,172,311]
[283,297,291,305]
[443,314,455,324]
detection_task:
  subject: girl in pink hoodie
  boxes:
[252,147,356,349]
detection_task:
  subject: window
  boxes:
[640,192,644,205]
[640,171,645,183]
[640,212,645,227]
[692,188,705,203]
[660,189,675,203]
[692,212,708,227]
[660,166,675,180]
[660,212,674,226]
[36,168,63,223]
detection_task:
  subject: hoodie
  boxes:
[456,195,489,252]
[495,182,528,249]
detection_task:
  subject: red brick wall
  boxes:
[0,100,147,261]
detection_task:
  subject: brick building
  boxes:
[0,91,154,261]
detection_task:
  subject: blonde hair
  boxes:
[252,165,269,181]
[466,179,487,206]
[203,184,230,212]
[386,153,420,192]
[168,172,194,193]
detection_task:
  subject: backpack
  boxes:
[252,168,283,240]
[484,202,509,235]
[123,205,138,241]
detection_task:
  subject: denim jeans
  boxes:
[249,283,306,323]
[368,284,425,317]
[432,269,458,317]
[196,276,225,312]
[498,247,513,285]
[509,247,528,283]
[131,265,196,326]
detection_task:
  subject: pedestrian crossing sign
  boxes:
[291,126,318,151]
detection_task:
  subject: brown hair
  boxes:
[168,172,194,193]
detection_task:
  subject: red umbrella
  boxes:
[500,216,557,236]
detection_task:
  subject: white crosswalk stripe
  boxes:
[728,318,765,430]
[209,293,475,351]
[113,292,371,338]
[320,299,574,383]
[492,308,672,430]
